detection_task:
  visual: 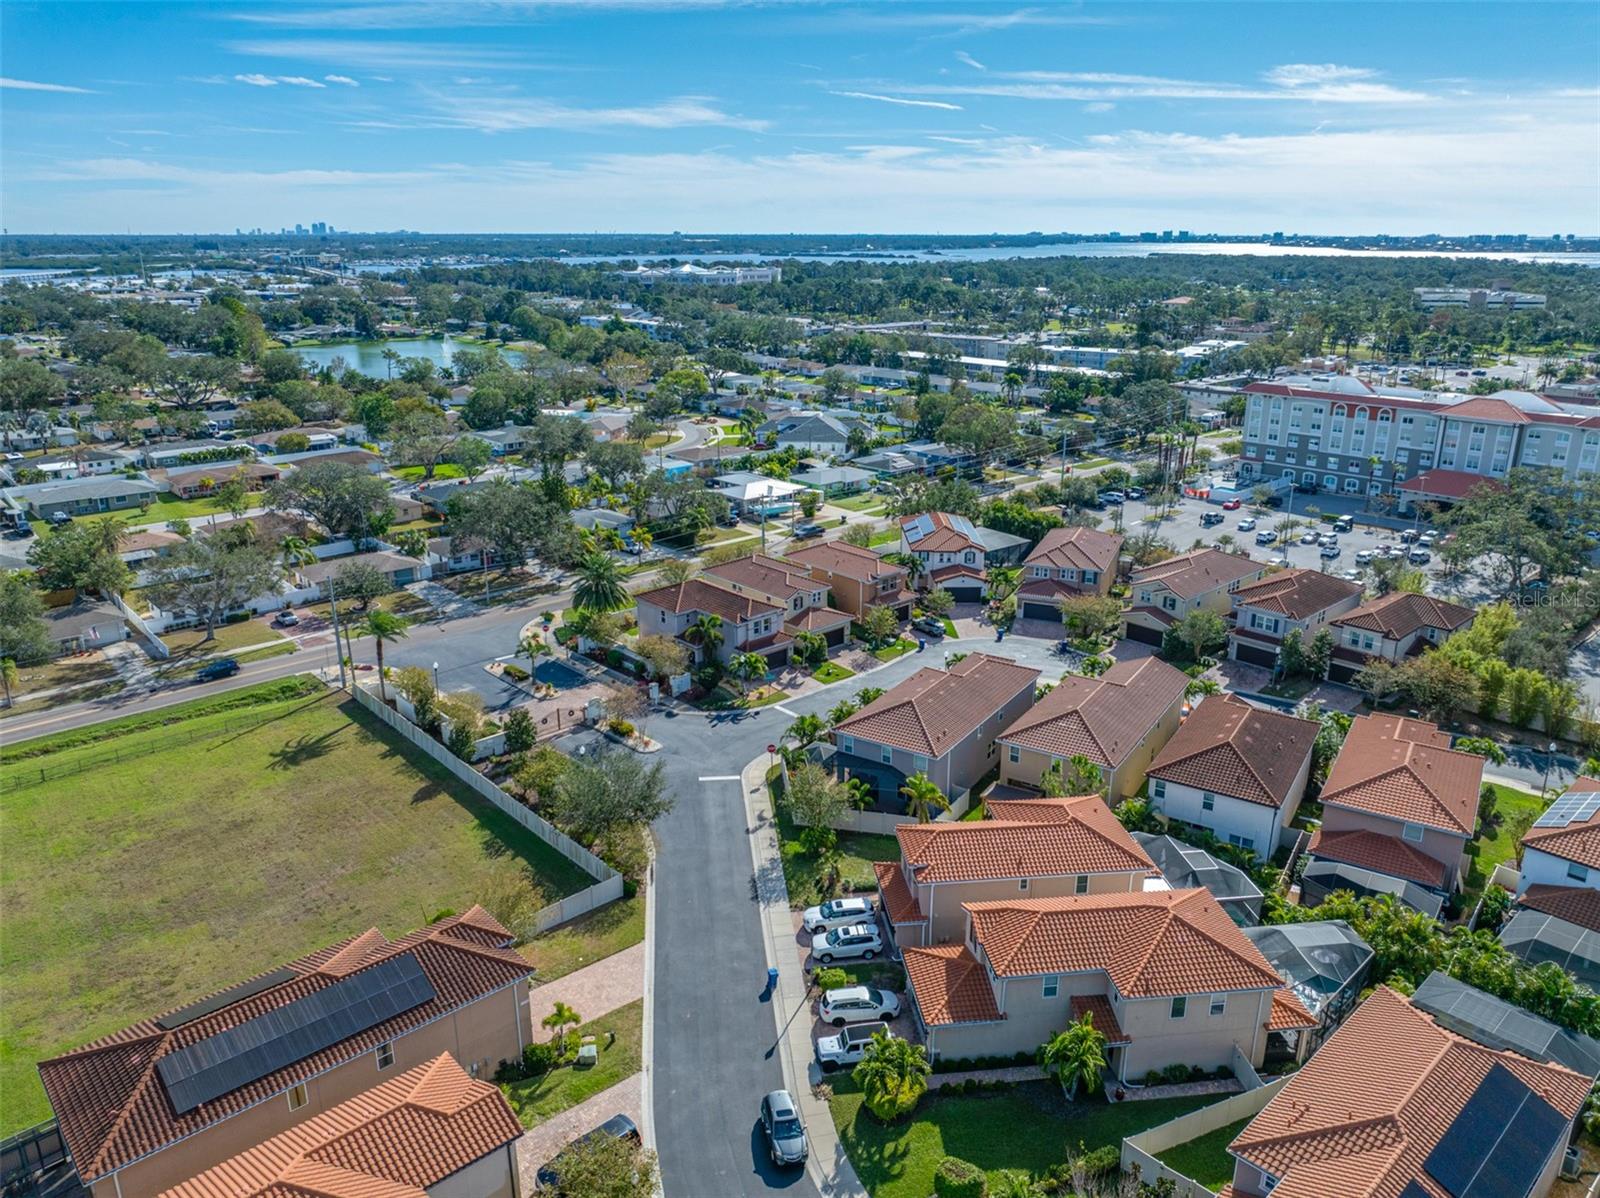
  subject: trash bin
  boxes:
[767,966,780,993]
[917,638,926,652]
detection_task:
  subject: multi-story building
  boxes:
[1326,591,1476,684]
[1236,376,1600,498]
[1413,286,1547,310]
[786,539,915,621]
[632,577,793,669]
[700,551,854,648]
[1517,777,1600,895]
[1227,568,1364,670]
[1123,548,1268,647]
[1016,525,1123,620]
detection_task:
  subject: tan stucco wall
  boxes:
[1319,805,1469,889]
[428,1143,521,1198]
[1115,988,1272,1078]
[916,871,1142,946]
[998,692,1182,802]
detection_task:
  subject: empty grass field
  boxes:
[0,681,594,1134]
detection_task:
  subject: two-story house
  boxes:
[39,908,533,1198]
[700,551,854,648]
[1016,525,1124,622]
[632,577,793,669]
[898,512,1029,603]
[872,794,1155,949]
[1227,568,1364,669]
[1517,777,1600,894]
[1123,548,1268,646]
[1326,591,1475,684]
[1146,694,1320,861]
[786,538,915,621]
[902,890,1316,1075]
[830,653,1040,803]
[156,1055,524,1198]
[1501,884,1600,992]
[994,656,1190,800]
[1305,713,1485,910]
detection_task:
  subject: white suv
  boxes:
[819,985,901,1026]
[802,897,874,934]
[811,924,883,964]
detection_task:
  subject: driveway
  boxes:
[515,1074,644,1190]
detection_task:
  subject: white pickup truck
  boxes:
[816,1021,893,1072]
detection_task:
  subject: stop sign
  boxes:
[767,744,777,754]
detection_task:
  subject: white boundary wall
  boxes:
[1121,1076,1289,1197]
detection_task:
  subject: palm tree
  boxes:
[843,776,874,810]
[728,651,768,698]
[279,535,317,571]
[885,551,927,590]
[786,712,826,750]
[572,551,629,613]
[988,566,1021,603]
[359,610,409,702]
[900,772,950,824]
[828,698,860,726]
[541,1001,582,1052]
[1038,1013,1108,1099]
[852,1031,931,1122]
[687,613,724,658]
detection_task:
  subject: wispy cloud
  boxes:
[228,38,529,70]
[416,91,769,132]
[228,0,768,29]
[235,74,280,87]
[954,51,986,71]
[841,7,1123,33]
[885,64,1433,105]
[831,91,962,111]
[324,75,360,87]
[279,76,327,88]
[1,76,96,93]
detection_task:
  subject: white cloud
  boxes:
[890,66,1433,105]
[954,51,986,71]
[831,91,963,111]
[235,74,280,87]
[278,76,327,88]
[229,0,766,29]
[0,77,95,93]
[843,7,1123,31]
[1266,63,1374,87]
[228,38,528,70]
[324,75,360,86]
[421,92,769,132]
[1083,101,1114,113]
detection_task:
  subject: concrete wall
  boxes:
[1123,1077,1289,1198]
[1115,988,1272,1079]
[916,870,1142,947]
[428,1144,520,1198]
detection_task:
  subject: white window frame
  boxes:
[376,1042,394,1070]
[1008,744,1020,764]
[1042,975,1060,998]
[1209,994,1226,1016]
[1170,996,1187,1019]
[880,744,893,765]
[1401,822,1425,843]
[288,1083,309,1111]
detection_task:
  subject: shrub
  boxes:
[447,720,477,761]
[813,966,850,992]
[521,1040,563,1076]
[1161,1063,1190,1084]
[1188,1065,1208,1082]
[502,661,530,682]
[1142,1070,1164,1087]
[607,718,636,738]
[224,610,251,624]
[1074,1145,1120,1181]
[933,1156,988,1198]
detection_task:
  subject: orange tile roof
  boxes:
[1229,986,1589,1198]
[1267,989,1320,1031]
[1518,882,1600,934]
[1131,548,1265,600]
[984,795,1107,823]
[995,656,1188,768]
[928,562,988,584]
[633,577,782,624]
[1520,777,1600,871]
[701,552,820,602]
[40,908,529,1183]
[1320,713,1484,836]
[903,945,1005,1026]
[784,604,853,633]
[1024,526,1123,575]
[833,652,1040,757]
[1148,694,1320,809]
[963,889,1283,997]
[899,511,983,553]
[1398,468,1508,500]
[1332,592,1474,642]
[1308,828,1449,889]
[873,861,926,925]
[896,796,1153,884]
[1069,994,1131,1045]
[787,538,905,583]
[155,1055,522,1198]
[1231,568,1362,621]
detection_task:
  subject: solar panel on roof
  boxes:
[157,953,435,1115]
[1534,792,1600,828]
[1397,1184,1432,1198]
[1424,1064,1567,1198]
[902,514,934,544]
[155,966,299,1030]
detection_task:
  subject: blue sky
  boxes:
[2,1,1596,235]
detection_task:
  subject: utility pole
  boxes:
[326,572,348,689]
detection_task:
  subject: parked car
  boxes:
[760,1091,808,1167]
[273,610,300,627]
[811,923,882,964]
[1221,499,1242,510]
[819,985,901,1026]
[816,1021,893,1072]
[1318,533,1338,547]
[48,510,72,527]
[1339,569,1363,582]
[1255,529,1278,546]
[1408,549,1433,565]
[913,615,946,638]
[1124,486,1146,500]
[535,1114,641,1190]
[1268,555,1292,568]
[1334,516,1354,532]
[1237,517,1257,531]
[792,523,825,540]
[1355,550,1374,565]
[1419,530,1440,546]
[1299,530,1319,545]
[1400,528,1421,543]
[802,897,875,934]
[195,658,240,682]
[1097,491,1125,506]
[1320,544,1341,560]
[1200,511,1224,527]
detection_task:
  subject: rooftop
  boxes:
[1411,971,1600,1079]
[1134,832,1265,907]
[633,576,782,624]
[1131,547,1264,600]
[1308,827,1449,889]
[902,944,1004,1027]
[1231,568,1362,620]
[833,652,1041,758]
[700,552,819,603]
[1519,777,1600,870]
[1023,525,1124,576]
[1398,468,1509,501]
[1319,713,1484,836]
[900,511,983,554]
[1147,694,1320,809]
[1333,592,1475,642]
[895,794,1153,884]
[787,537,905,582]
[995,656,1189,769]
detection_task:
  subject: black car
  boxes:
[535,1114,641,1189]
[195,658,240,682]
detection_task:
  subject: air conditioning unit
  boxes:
[1561,1146,1582,1182]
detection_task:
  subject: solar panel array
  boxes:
[157,954,435,1115]
[1533,791,1600,828]
[1423,1063,1567,1198]
[901,513,977,545]
[1414,971,1600,1076]
[155,966,299,1031]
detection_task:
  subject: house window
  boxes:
[1170,996,1187,1019]
[1019,877,1030,891]
[1075,874,1089,894]
[1152,779,1166,801]
[880,744,893,765]
[1162,595,1178,612]
[1209,994,1226,1016]
[1083,570,1097,584]
[376,1042,394,1070]
[288,1083,308,1111]
[1008,744,1020,764]
[1228,834,1255,852]
[913,754,929,772]
[839,735,854,755]
[1201,792,1215,812]
[1570,862,1589,883]
[1402,822,1425,843]
[1042,975,1060,998]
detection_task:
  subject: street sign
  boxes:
[766,743,777,755]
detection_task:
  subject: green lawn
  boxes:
[828,1078,1220,1198]
[1467,782,1546,896]
[71,492,239,527]
[868,527,901,547]
[0,679,125,720]
[872,639,917,663]
[391,463,466,482]
[832,493,886,512]
[941,618,959,637]
[1154,1115,1254,1189]
[775,801,899,909]
[0,685,594,1134]
[519,894,645,982]
[812,661,857,685]
[156,620,292,678]
[501,999,643,1127]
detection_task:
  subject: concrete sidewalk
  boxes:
[740,753,868,1198]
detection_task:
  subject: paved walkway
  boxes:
[529,941,646,1032]
[405,578,481,619]
[514,1073,644,1189]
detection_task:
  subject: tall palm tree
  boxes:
[852,1032,931,1121]
[359,610,408,702]
[885,551,926,590]
[572,551,629,613]
[988,566,1022,604]
[687,613,724,658]
[279,535,317,571]
[728,651,768,698]
[785,713,825,750]
[900,772,950,824]
[1038,1013,1108,1099]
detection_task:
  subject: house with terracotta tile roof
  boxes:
[633,576,794,668]
[1518,777,1600,894]
[896,512,1029,603]
[1124,548,1268,647]
[1016,525,1123,620]
[902,890,1315,1074]
[700,551,853,648]
[1326,590,1476,683]
[872,794,1155,949]
[1304,713,1485,907]
[831,653,1040,802]
[785,538,914,621]
[1224,985,1589,1198]
[38,908,533,1198]
[1146,694,1320,861]
[1227,568,1363,669]
[154,1055,523,1198]
[994,656,1189,800]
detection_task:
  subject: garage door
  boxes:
[1021,601,1058,622]
[1234,642,1278,668]
[1125,622,1165,646]
[944,584,984,604]
[824,626,847,647]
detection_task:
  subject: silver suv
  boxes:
[802,897,874,934]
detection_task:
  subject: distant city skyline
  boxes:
[1,0,1596,235]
